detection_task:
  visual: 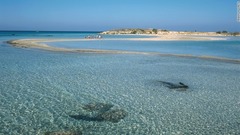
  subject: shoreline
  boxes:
[6,37,240,64]
[124,34,227,41]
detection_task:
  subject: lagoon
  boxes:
[0,32,240,134]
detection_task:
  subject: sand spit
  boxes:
[6,37,240,64]
[6,39,150,54]
[7,34,225,53]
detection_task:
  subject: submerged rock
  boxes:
[69,102,127,123]
[96,109,128,123]
[82,102,113,112]
[159,81,189,90]
[69,114,104,122]
[45,131,82,135]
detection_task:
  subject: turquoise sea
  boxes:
[0,31,240,135]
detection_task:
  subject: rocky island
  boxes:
[101,28,240,36]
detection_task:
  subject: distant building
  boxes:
[238,1,240,22]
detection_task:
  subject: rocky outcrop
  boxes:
[101,28,158,35]
[101,29,240,36]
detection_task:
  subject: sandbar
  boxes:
[6,36,240,64]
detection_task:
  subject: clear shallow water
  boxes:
[0,32,240,134]
[48,40,240,59]
[0,31,149,39]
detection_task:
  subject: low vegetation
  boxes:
[216,31,240,36]
[101,28,161,35]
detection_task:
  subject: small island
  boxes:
[101,28,240,36]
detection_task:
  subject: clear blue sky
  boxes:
[0,0,239,31]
